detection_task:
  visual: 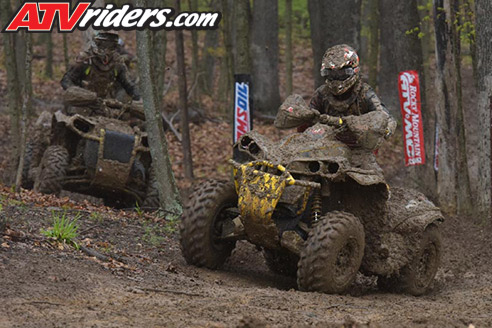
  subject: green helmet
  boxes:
[320,44,360,95]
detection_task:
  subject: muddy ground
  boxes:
[0,192,491,328]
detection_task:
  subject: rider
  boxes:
[61,31,140,113]
[304,44,396,147]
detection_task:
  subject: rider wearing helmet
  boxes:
[61,31,140,102]
[308,44,396,146]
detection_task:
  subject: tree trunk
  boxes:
[218,0,234,114]
[475,0,492,220]
[135,0,182,219]
[235,0,251,75]
[1,0,21,185]
[63,33,70,72]
[199,0,219,96]
[15,34,32,192]
[151,0,167,103]
[285,0,293,95]
[187,0,199,101]
[251,0,281,116]
[175,0,194,181]
[433,0,472,214]
[379,0,437,199]
[379,0,423,117]
[367,0,379,88]
[308,0,361,88]
[45,33,53,79]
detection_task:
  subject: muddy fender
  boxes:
[394,211,444,234]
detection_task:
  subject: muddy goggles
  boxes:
[321,67,356,81]
[95,39,118,51]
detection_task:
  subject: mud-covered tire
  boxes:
[297,211,365,294]
[180,180,238,269]
[263,249,298,277]
[34,146,69,195]
[380,224,441,296]
[142,168,160,209]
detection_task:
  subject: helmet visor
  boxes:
[321,67,355,81]
[95,39,118,51]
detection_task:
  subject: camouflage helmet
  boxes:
[321,44,360,95]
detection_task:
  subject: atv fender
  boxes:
[53,110,70,125]
[346,171,386,186]
[394,210,444,234]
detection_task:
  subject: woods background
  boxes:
[0,0,490,220]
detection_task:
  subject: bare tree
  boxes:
[379,0,423,117]
[433,0,472,214]
[366,0,379,88]
[251,0,281,116]
[187,0,199,101]
[308,0,361,88]
[1,0,21,184]
[175,0,194,181]
[199,0,219,96]
[235,0,251,75]
[15,33,33,192]
[135,0,182,218]
[45,34,53,79]
[475,0,492,219]
[285,0,293,95]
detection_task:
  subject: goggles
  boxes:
[95,39,118,51]
[321,67,356,81]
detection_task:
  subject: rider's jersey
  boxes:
[61,50,140,101]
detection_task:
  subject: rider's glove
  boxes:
[320,114,344,127]
[384,118,397,139]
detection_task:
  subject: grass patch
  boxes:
[41,210,80,248]
[89,211,104,224]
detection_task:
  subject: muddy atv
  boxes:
[180,94,443,296]
[30,87,159,208]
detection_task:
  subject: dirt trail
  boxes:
[1,202,491,328]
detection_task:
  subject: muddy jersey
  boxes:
[309,81,390,117]
[61,50,139,100]
[308,81,396,147]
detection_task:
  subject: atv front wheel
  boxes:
[34,146,69,195]
[388,224,441,296]
[264,249,298,277]
[297,211,365,294]
[180,180,238,269]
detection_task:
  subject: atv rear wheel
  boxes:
[34,146,69,195]
[382,224,441,296]
[180,180,238,269]
[297,211,365,294]
[263,249,298,277]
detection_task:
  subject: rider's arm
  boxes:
[116,64,141,101]
[364,86,397,138]
[60,62,87,90]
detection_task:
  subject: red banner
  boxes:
[398,71,425,166]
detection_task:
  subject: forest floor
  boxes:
[0,186,491,327]
[0,29,490,327]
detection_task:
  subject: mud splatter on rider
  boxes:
[60,31,140,116]
[302,44,397,147]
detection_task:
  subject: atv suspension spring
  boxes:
[311,190,322,222]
